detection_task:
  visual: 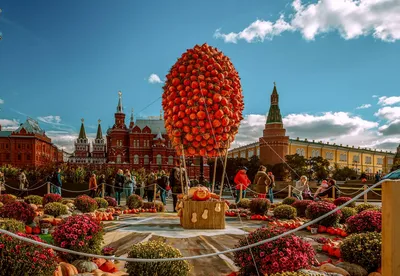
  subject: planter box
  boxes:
[181,200,225,229]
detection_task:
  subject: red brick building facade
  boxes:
[69,91,209,180]
[0,118,63,167]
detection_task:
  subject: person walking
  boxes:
[89,173,97,198]
[293,175,308,200]
[51,168,62,195]
[234,167,251,203]
[124,169,135,198]
[18,169,29,192]
[267,172,276,203]
[0,171,6,194]
[169,160,188,212]
[98,174,106,197]
[146,172,157,202]
[253,165,271,199]
[114,169,124,205]
[157,170,169,206]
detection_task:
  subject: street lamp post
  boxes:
[306,157,314,181]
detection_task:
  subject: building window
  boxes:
[134,155,139,164]
[27,154,31,160]
[234,153,238,158]
[22,144,25,149]
[296,148,305,156]
[5,144,8,149]
[168,155,174,165]
[17,153,21,161]
[256,147,260,156]
[248,150,254,157]
[6,154,10,160]
[365,156,372,164]
[116,154,121,164]
[339,153,347,162]
[311,149,320,157]
[325,152,333,160]
[144,155,149,165]
[156,154,162,165]
[388,158,393,165]
[17,144,20,149]
[353,155,360,162]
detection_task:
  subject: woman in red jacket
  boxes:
[234,167,251,203]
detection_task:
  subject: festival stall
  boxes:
[162,43,244,229]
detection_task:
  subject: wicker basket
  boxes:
[181,200,226,229]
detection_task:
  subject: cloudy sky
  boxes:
[0,0,399,153]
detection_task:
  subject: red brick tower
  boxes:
[91,119,106,163]
[259,83,289,165]
[74,119,91,159]
[106,91,129,164]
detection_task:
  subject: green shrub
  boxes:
[355,203,375,213]
[142,201,165,212]
[274,205,297,219]
[0,218,25,233]
[340,232,381,272]
[237,198,251,209]
[282,197,298,205]
[249,198,271,215]
[125,240,190,276]
[340,207,357,223]
[126,194,144,209]
[94,197,109,209]
[24,195,43,205]
[305,201,342,227]
[44,202,68,217]
[61,199,74,205]
[74,195,98,213]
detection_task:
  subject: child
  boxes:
[313,180,329,199]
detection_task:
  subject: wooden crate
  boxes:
[181,200,226,229]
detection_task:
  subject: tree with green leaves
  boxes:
[332,164,357,180]
[285,154,307,181]
[311,156,331,181]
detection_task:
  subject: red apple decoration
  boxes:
[162,43,244,157]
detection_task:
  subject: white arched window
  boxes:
[144,155,149,165]
[134,154,139,164]
[156,154,162,165]
[168,155,174,165]
[116,155,121,164]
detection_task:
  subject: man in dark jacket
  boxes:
[51,168,62,195]
[169,160,187,212]
[157,170,169,206]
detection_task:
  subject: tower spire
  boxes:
[78,118,87,140]
[130,108,134,122]
[116,91,123,113]
[96,119,103,140]
[266,82,283,124]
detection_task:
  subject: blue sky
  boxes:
[0,0,399,153]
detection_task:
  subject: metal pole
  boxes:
[199,156,204,185]
[211,157,217,193]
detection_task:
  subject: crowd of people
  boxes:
[232,165,343,203]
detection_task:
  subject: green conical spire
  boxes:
[78,118,87,139]
[96,119,103,140]
[116,91,123,113]
[266,82,283,124]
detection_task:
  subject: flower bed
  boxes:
[340,207,357,224]
[333,197,355,208]
[74,195,98,213]
[281,197,298,206]
[52,214,104,262]
[94,197,109,209]
[273,205,297,219]
[346,210,381,233]
[126,194,144,209]
[0,218,25,233]
[0,232,58,276]
[104,196,117,207]
[291,200,312,217]
[0,201,36,224]
[305,201,342,227]
[354,203,375,213]
[237,198,251,209]
[44,202,68,217]
[234,227,316,275]
[0,194,16,205]
[42,193,62,206]
[24,195,43,205]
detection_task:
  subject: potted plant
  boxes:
[102,246,116,263]
[40,221,52,234]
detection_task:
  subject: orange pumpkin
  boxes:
[58,262,78,276]
[93,258,107,268]
[25,225,32,234]
[99,261,117,273]
[210,193,220,199]
[192,187,211,201]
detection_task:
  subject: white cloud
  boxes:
[0,99,4,104]
[374,106,400,121]
[372,95,379,98]
[215,0,400,43]
[0,118,20,130]
[148,74,163,84]
[356,104,372,109]
[46,131,96,153]
[378,96,400,106]
[37,115,62,125]
[231,111,398,152]
[214,15,294,43]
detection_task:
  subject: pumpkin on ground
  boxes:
[99,261,117,273]
[192,187,211,201]
[57,262,79,276]
[92,258,107,268]
[72,259,98,273]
